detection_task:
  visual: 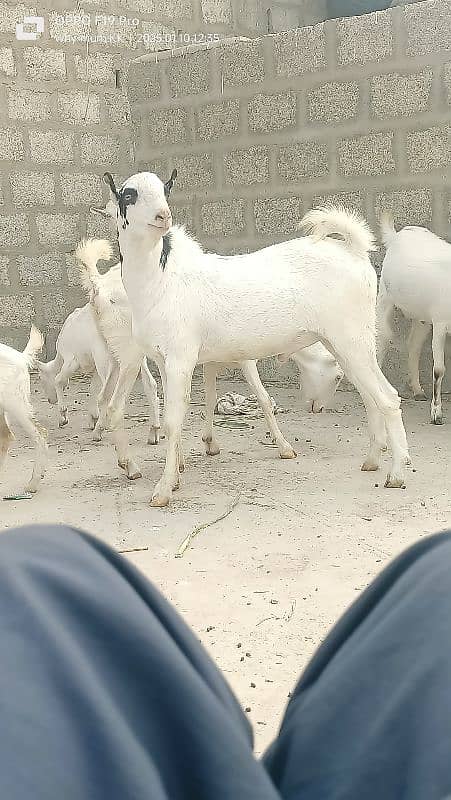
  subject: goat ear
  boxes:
[164,168,177,198]
[103,172,119,199]
[90,200,118,219]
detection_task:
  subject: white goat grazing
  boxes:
[0,326,48,492]
[102,171,409,506]
[377,214,451,424]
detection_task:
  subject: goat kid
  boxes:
[377,215,450,424]
[103,171,408,506]
[37,303,155,480]
[0,326,48,492]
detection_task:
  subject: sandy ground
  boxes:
[1,373,450,753]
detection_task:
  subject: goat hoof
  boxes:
[24,483,38,494]
[279,448,297,459]
[150,494,170,508]
[58,418,68,428]
[431,415,444,425]
[414,392,427,401]
[178,461,185,474]
[361,460,379,472]
[384,475,406,489]
[147,428,160,445]
[206,444,220,456]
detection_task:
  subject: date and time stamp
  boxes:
[16,12,223,48]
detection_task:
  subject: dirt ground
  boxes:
[1,373,450,754]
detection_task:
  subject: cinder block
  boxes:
[22,47,66,80]
[35,213,80,247]
[0,213,29,246]
[254,195,303,235]
[49,9,90,42]
[337,132,396,176]
[8,88,53,122]
[371,71,433,118]
[10,172,55,207]
[58,91,100,125]
[0,127,24,161]
[0,47,15,76]
[127,62,161,104]
[86,214,116,240]
[272,23,326,77]
[336,9,393,65]
[196,99,240,141]
[167,50,211,98]
[218,39,264,87]
[0,255,10,285]
[17,252,63,285]
[149,0,193,18]
[406,125,451,173]
[201,198,246,237]
[140,21,177,52]
[248,91,297,133]
[405,0,451,57]
[170,154,214,191]
[29,130,74,164]
[278,140,329,182]
[0,2,37,32]
[308,81,359,125]
[374,187,433,228]
[224,145,269,185]
[234,0,261,33]
[79,133,128,165]
[139,107,189,146]
[201,0,233,25]
[0,294,34,326]
[74,53,114,85]
[312,190,363,212]
[61,173,103,206]
[171,202,194,231]
[105,92,130,125]
[442,63,451,106]
[36,291,69,327]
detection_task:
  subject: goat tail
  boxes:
[23,324,44,368]
[379,211,398,248]
[299,205,376,259]
[75,238,113,295]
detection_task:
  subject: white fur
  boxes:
[75,239,160,447]
[0,326,48,492]
[377,214,451,424]
[105,172,409,505]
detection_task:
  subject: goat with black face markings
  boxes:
[102,169,409,507]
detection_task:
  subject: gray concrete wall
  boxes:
[128,0,451,390]
[0,0,269,354]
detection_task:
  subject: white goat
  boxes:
[0,326,48,492]
[377,214,451,424]
[75,240,161,446]
[37,303,157,480]
[77,239,343,464]
[99,170,408,507]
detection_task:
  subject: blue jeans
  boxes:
[0,524,450,799]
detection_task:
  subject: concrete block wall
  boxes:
[128,0,451,388]
[0,0,268,353]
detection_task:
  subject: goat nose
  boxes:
[155,209,171,223]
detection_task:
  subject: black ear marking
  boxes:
[103,172,119,199]
[160,231,172,270]
[164,168,177,198]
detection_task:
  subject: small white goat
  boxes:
[100,170,408,506]
[37,303,157,480]
[75,240,160,446]
[377,215,450,424]
[0,326,48,492]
